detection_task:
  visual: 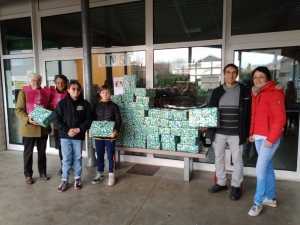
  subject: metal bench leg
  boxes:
[184,157,193,182]
[115,150,121,167]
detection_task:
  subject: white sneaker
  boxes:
[248,203,263,217]
[108,173,115,186]
[263,197,277,207]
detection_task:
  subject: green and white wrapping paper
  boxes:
[162,142,176,151]
[90,121,115,137]
[177,144,199,153]
[173,110,188,121]
[169,120,189,128]
[123,74,136,88]
[122,94,135,103]
[159,127,171,135]
[134,139,146,148]
[28,106,53,127]
[134,88,156,97]
[147,140,161,150]
[189,107,219,128]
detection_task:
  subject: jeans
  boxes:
[213,134,244,187]
[95,140,116,173]
[61,139,83,180]
[254,138,280,205]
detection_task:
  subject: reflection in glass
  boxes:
[232,0,300,35]
[90,1,145,47]
[154,46,221,107]
[235,46,300,171]
[4,58,34,144]
[91,51,146,89]
[41,1,145,50]
[0,17,33,55]
[154,0,223,44]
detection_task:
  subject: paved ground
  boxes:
[0,150,299,225]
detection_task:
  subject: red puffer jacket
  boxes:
[249,81,286,143]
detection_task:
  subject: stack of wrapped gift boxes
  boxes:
[110,74,219,154]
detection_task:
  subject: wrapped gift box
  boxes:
[159,110,174,120]
[171,128,185,136]
[122,94,135,103]
[130,103,149,110]
[132,110,148,118]
[135,133,147,140]
[159,119,169,128]
[185,128,199,137]
[169,120,189,128]
[144,117,160,126]
[147,140,161,150]
[180,136,200,146]
[162,141,176,151]
[134,139,146,148]
[123,138,134,147]
[134,88,156,97]
[145,125,159,134]
[124,87,135,94]
[159,127,171,135]
[147,133,160,142]
[177,144,199,153]
[123,74,136,88]
[111,95,122,104]
[189,107,219,128]
[90,121,115,137]
[173,110,189,121]
[28,106,53,127]
[136,96,155,106]
[161,135,180,143]
[148,109,161,118]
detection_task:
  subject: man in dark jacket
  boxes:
[205,64,251,201]
[53,81,93,192]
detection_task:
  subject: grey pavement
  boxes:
[0,150,299,225]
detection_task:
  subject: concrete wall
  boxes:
[0,73,7,151]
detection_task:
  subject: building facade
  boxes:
[1,0,300,180]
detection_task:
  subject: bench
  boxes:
[115,147,208,182]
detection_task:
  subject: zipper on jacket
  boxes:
[267,116,270,132]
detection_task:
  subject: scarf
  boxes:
[252,82,269,96]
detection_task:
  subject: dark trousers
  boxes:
[95,140,116,173]
[23,135,48,177]
[54,129,62,163]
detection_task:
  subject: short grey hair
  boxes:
[28,72,42,83]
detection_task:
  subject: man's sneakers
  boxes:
[263,197,277,207]
[58,179,69,193]
[248,203,263,216]
[74,178,82,190]
[230,187,242,201]
[208,184,228,193]
[108,173,115,186]
[92,172,104,184]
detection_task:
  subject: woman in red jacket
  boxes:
[248,66,286,217]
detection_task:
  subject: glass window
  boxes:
[154,0,223,44]
[41,1,145,50]
[232,0,300,35]
[235,46,300,171]
[0,17,33,55]
[90,1,145,48]
[91,51,146,89]
[41,12,82,50]
[4,58,34,144]
[154,46,221,163]
[154,46,221,107]
[46,59,84,149]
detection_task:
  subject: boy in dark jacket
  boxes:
[89,85,122,186]
[53,81,93,192]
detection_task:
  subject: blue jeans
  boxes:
[61,139,83,180]
[254,138,280,205]
[95,140,116,173]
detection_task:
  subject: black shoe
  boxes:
[208,184,228,193]
[230,187,241,201]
